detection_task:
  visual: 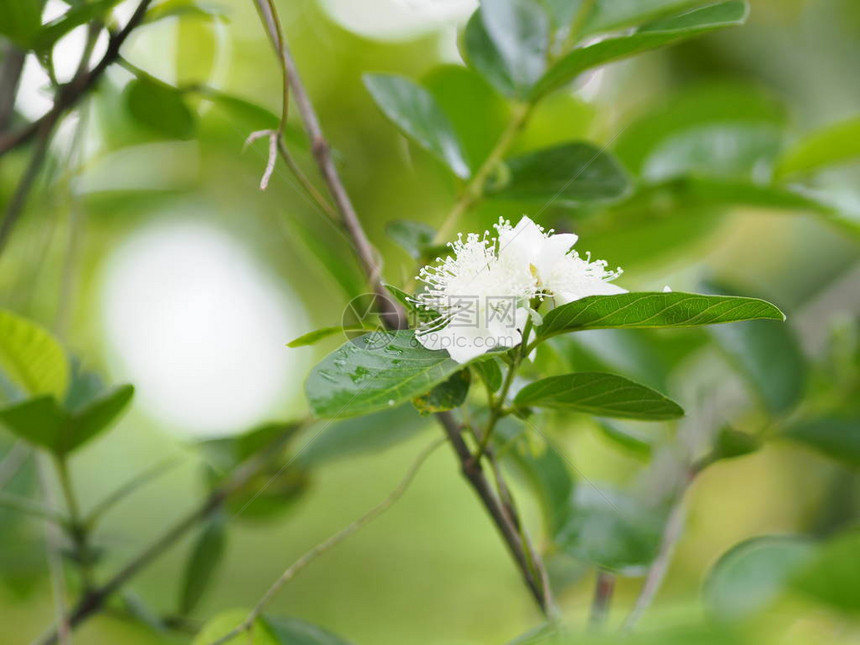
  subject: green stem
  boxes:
[55,457,93,589]
[474,316,534,463]
[434,102,533,243]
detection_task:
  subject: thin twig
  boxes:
[0,112,60,254]
[35,422,306,645]
[621,496,687,631]
[210,439,445,645]
[35,454,71,645]
[0,442,29,489]
[84,457,182,528]
[589,570,616,631]
[0,490,68,525]
[434,102,532,243]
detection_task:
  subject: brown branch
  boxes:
[251,0,549,613]
[35,422,305,645]
[260,0,552,614]
[589,570,616,631]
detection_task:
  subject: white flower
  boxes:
[496,216,625,305]
[413,216,625,363]
[413,231,534,363]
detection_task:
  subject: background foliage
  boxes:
[1,0,859,643]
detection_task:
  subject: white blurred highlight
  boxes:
[100,222,307,438]
[320,0,476,41]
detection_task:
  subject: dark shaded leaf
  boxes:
[412,369,470,414]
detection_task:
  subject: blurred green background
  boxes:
[1,0,859,643]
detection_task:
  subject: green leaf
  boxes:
[711,315,806,416]
[792,529,860,616]
[0,386,133,456]
[710,427,762,462]
[0,310,69,401]
[306,331,469,419]
[782,416,860,468]
[487,142,631,205]
[705,282,806,415]
[0,396,66,453]
[514,372,684,420]
[704,535,815,622]
[776,117,860,179]
[0,0,44,49]
[32,0,123,54]
[363,74,471,179]
[555,487,668,574]
[533,1,749,98]
[496,420,575,535]
[125,77,195,140]
[287,327,369,349]
[145,0,229,25]
[193,610,279,645]
[385,220,437,259]
[422,64,512,169]
[641,123,783,181]
[461,11,517,98]
[67,384,134,453]
[473,357,503,392]
[479,0,551,97]
[542,0,584,28]
[298,406,429,467]
[583,0,713,34]
[595,420,655,459]
[266,616,354,644]
[179,514,227,615]
[539,292,785,340]
[412,369,470,414]
[614,83,786,176]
